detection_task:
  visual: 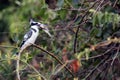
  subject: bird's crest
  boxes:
[29,19,38,26]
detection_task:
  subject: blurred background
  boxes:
[0,0,120,80]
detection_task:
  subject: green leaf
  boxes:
[59,10,67,20]
[85,48,90,60]
[96,28,102,37]
[90,27,99,37]
[92,14,99,27]
[97,12,104,25]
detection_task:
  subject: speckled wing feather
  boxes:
[20,30,33,48]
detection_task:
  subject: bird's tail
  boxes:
[16,50,22,80]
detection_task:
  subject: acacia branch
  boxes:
[32,44,74,77]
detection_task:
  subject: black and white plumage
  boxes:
[19,19,52,53]
[16,19,52,80]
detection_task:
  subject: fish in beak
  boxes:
[40,24,52,37]
[29,19,52,37]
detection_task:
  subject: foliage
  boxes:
[0,0,120,80]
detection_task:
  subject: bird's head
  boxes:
[30,19,52,37]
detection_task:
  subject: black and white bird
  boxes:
[16,19,52,80]
[19,19,52,53]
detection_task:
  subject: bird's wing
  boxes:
[20,30,33,48]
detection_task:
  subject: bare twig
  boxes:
[81,38,119,60]
[0,45,17,48]
[84,42,119,79]
[99,1,111,11]
[93,0,104,14]
[32,43,74,77]
[61,8,85,11]
[73,0,99,53]
[111,45,120,65]
[53,62,68,75]
[94,45,119,79]
[113,0,118,7]
[73,13,88,53]
[95,60,109,80]
[84,54,111,79]
[81,46,114,60]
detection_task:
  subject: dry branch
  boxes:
[32,43,74,77]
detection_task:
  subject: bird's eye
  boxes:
[39,27,43,30]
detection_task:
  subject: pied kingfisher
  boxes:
[16,19,52,80]
[19,19,52,53]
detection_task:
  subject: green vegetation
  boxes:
[0,0,120,80]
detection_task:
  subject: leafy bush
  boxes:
[0,0,120,80]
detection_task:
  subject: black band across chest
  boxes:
[31,28,37,32]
